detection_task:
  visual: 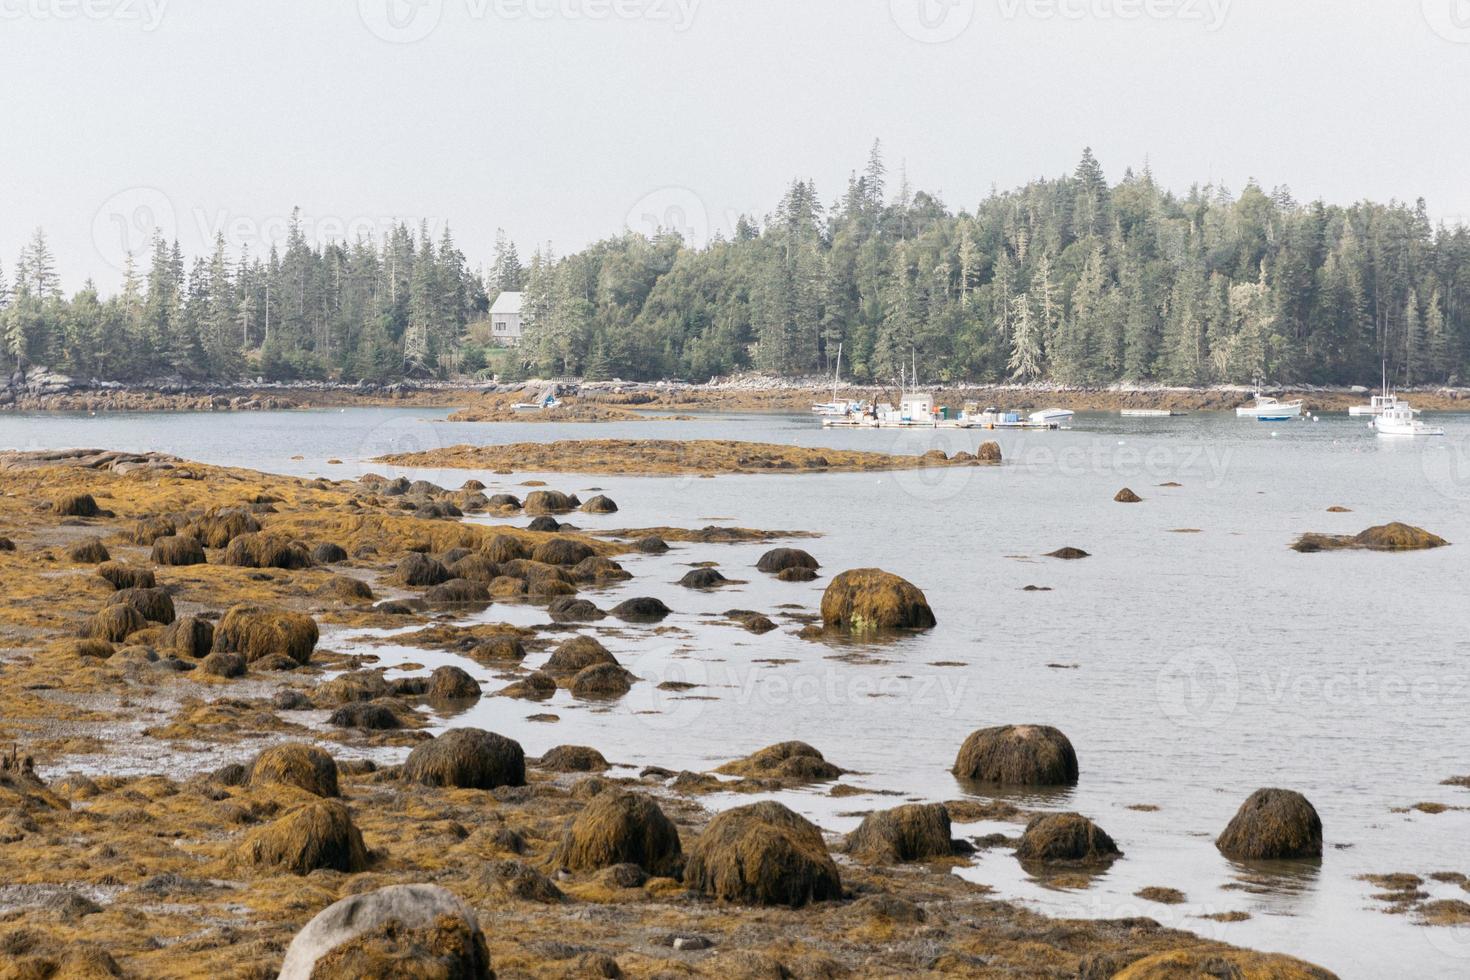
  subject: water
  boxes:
[5,406,1470,977]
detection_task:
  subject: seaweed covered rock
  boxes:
[1114,487,1143,503]
[778,567,819,583]
[1046,547,1090,560]
[718,742,843,784]
[469,636,526,664]
[106,586,175,625]
[757,548,820,574]
[679,568,730,589]
[976,441,1003,463]
[545,635,618,676]
[538,745,609,773]
[395,552,452,587]
[53,493,100,517]
[199,651,247,678]
[67,538,110,563]
[1113,950,1338,980]
[532,537,596,567]
[224,532,314,570]
[327,701,402,730]
[1215,788,1323,860]
[427,665,481,701]
[1292,522,1449,554]
[684,801,841,908]
[213,605,319,666]
[159,615,214,658]
[952,725,1078,785]
[402,729,526,790]
[524,490,577,515]
[85,603,146,642]
[551,790,683,876]
[570,556,629,585]
[482,534,531,563]
[234,799,368,875]
[580,494,619,514]
[1015,812,1120,865]
[498,671,557,701]
[130,515,176,545]
[448,554,500,583]
[570,663,636,700]
[844,803,956,863]
[634,535,670,554]
[151,534,206,566]
[424,579,492,605]
[611,597,671,623]
[251,743,340,798]
[97,561,155,591]
[277,884,492,980]
[185,508,260,548]
[311,542,349,564]
[820,569,935,633]
[320,575,373,601]
[527,516,561,533]
[548,597,605,622]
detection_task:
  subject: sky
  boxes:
[3,0,1469,290]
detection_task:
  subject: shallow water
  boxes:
[5,406,1470,977]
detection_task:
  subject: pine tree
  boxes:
[1007,291,1043,380]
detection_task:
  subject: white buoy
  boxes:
[1271,431,1279,438]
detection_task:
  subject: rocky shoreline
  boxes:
[0,448,1345,978]
[6,364,1469,416]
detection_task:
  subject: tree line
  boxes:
[5,146,1468,388]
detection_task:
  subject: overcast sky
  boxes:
[3,0,1469,289]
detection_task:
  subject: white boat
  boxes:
[1349,393,1400,417]
[1371,402,1445,437]
[1236,396,1303,421]
[1029,408,1074,426]
[812,344,852,416]
[512,386,562,412]
[1121,408,1182,418]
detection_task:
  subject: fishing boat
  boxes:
[1371,402,1445,437]
[1349,363,1401,417]
[512,386,562,412]
[1029,408,1074,426]
[1236,395,1303,421]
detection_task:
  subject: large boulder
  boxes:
[820,569,935,632]
[251,743,340,798]
[395,552,452,587]
[105,586,175,625]
[151,534,206,566]
[550,790,683,877]
[684,801,841,907]
[537,745,609,773]
[1292,522,1449,553]
[224,532,313,570]
[580,494,619,514]
[532,537,596,566]
[570,663,635,700]
[185,508,260,548]
[234,799,368,875]
[85,604,146,643]
[1015,812,1120,866]
[679,568,730,589]
[524,490,577,515]
[277,884,492,980]
[129,515,176,545]
[402,729,526,790]
[1215,788,1323,860]
[424,579,492,606]
[212,605,319,666]
[97,561,155,591]
[844,803,956,863]
[757,548,819,574]
[448,554,501,583]
[159,615,214,658]
[482,534,531,563]
[427,666,481,701]
[611,597,671,623]
[544,636,618,676]
[952,725,1078,785]
[68,538,110,564]
[53,493,100,517]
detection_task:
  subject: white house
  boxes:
[489,291,524,347]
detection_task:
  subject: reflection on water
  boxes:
[8,407,1470,978]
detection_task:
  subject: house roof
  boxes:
[490,291,524,315]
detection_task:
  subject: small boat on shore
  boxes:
[1029,408,1075,426]
[1371,402,1445,437]
[1122,408,1184,418]
[513,387,562,412]
[1236,396,1303,421]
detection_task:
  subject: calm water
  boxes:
[5,406,1470,977]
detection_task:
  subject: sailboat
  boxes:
[1349,363,1401,417]
[811,344,858,417]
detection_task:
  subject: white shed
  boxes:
[489,291,524,347]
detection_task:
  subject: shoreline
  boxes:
[6,374,1470,416]
[0,448,1340,978]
